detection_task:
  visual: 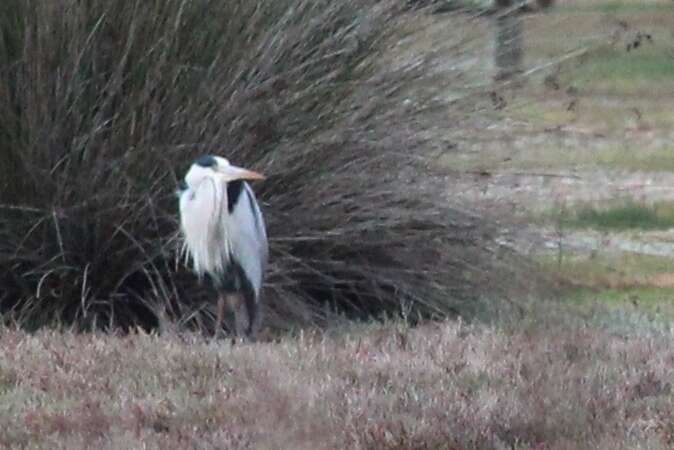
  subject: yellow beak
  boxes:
[218,165,266,182]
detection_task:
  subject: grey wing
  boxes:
[227,182,268,297]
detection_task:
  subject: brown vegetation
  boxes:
[1,317,673,449]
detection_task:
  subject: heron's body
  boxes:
[178,155,267,338]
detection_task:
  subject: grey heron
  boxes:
[178,155,268,339]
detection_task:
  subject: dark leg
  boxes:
[244,293,260,339]
[226,293,246,339]
[215,294,226,339]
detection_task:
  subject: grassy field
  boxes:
[3,1,674,449]
[2,317,674,450]
[548,200,674,231]
[439,0,674,172]
[524,1,674,310]
[430,0,674,317]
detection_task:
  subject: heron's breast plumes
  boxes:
[179,176,231,277]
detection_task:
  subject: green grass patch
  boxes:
[526,5,674,94]
[545,250,674,315]
[539,251,674,296]
[539,250,674,320]
[567,286,674,321]
[563,201,674,231]
[593,286,674,306]
[539,251,674,281]
[575,52,674,88]
[554,1,673,14]
[591,148,674,173]
[438,142,674,173]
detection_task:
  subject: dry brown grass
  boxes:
[1,318,673,449]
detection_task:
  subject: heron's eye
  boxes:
[178,179,188,191]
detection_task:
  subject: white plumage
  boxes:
[179,165,230,277]
[178,155,268,338]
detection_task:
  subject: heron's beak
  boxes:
[217,165,266,182]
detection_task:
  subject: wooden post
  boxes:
[493,0,523,81]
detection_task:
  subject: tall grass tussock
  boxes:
[0,0,528,333]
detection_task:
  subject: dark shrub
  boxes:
[0,0,531,332]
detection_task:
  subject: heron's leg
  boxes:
[226,293,246,340]
[215,294,227,339]
[243,294,260,340]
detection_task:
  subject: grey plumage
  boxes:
[178,155,268,338]
[228,182,268,298]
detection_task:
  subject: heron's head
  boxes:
[178,155,265,276]
[179,155,265,194]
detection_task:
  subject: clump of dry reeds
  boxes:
[0,0,532,332]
